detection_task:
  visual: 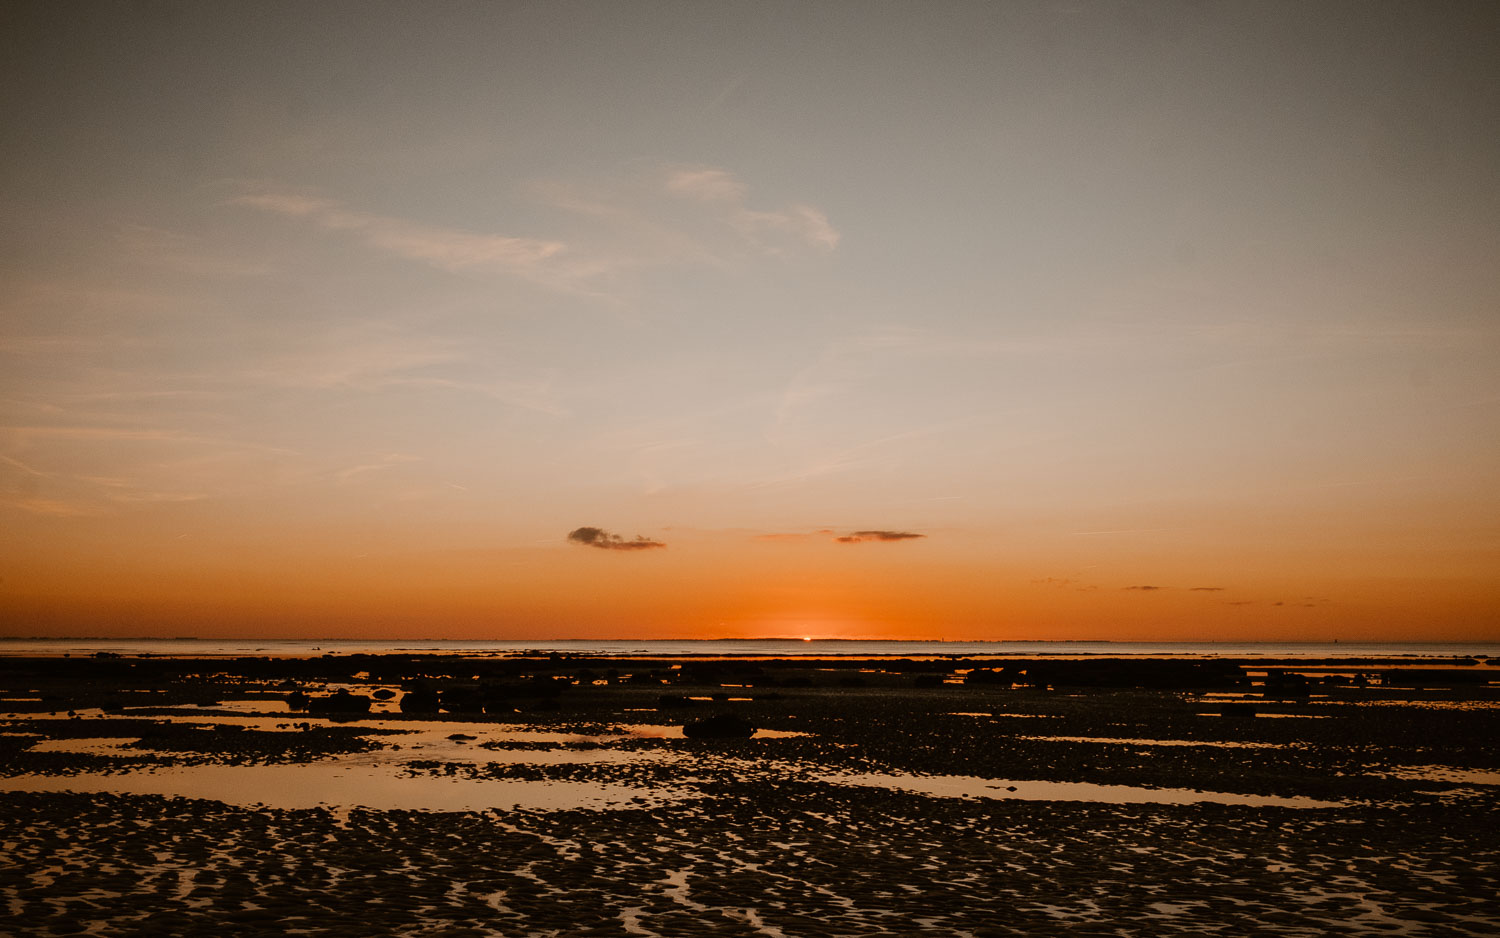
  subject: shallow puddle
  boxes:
[946,712,1060,719]
[622,724,810,740]
[1378,765,1500,785]
[818,771,1344,808]
[150,699,294,714]
[0,764,687,812]
[1196,712,1331,719]
[1,711,812,812]
[1023,735,1294,749]
[1310,700,1500,711]
[4,716,697,811]
[9,709,807,741]
[27,737,138,756]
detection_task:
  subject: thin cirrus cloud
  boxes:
[239,324,568,415]
[834,530,925,543]
[665,167,840,253]
[231,191,566,274]
[232,167,838,291]
[566,526,666,551]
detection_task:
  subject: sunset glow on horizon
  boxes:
[2,2,1497,642]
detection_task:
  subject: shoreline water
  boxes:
[4,645,1497,935]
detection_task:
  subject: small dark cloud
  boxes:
[835,530,925,543]
[566,526,665,551]
[1189,587,1225,592]
[1227,601,1255,606]
[1123,585,1166,591]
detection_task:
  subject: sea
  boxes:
[1,638,1496,659]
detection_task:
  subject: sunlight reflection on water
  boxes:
[0,763,686,812]
[1022,735,1296,749]
[817,771,1345,808]
[4,705,1347,812]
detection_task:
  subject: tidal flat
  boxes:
[1,653,1497,936]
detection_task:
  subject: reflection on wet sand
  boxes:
[3,650,1497,936]
[818,770,1343,807]
[0,763,682,812]
[5,713,1335,812]
[1021,734,1295,749]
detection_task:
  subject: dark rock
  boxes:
[1018,658,1246,690]
[307,690,372,714]
[683,714,755,739]
[400,690,442,714]
[440,686,486,713]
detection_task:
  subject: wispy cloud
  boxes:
[566,526,666,551]
[834,530,925,543]
[233,167,836,297]
[0,495,103,517]
[0,426,194,442]
[232,190,566,274]
[1123,585,1167,591]
[335,453,422,485]
[231,322,564,413]
[666,166,840,253]
[246,327,466,392]
[0,420,298,516]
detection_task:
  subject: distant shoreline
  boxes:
[1,636,1497,661]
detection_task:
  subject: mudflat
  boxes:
[2,653,1497,936]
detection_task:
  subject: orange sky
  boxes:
[2,3,1497,641]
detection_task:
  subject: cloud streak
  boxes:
[666,167,840,253]
[233,191,566,274]
[834,530,925,543]
[566,526,666,551]
[234,167,837,296]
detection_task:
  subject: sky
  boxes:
[1,1,1497,641]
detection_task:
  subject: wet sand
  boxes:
[2,653,1497,936]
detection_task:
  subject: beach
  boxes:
[2,651,1497,936]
